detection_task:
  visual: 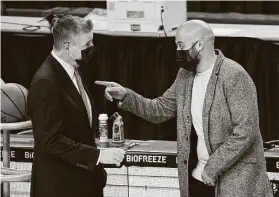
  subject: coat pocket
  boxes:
[211,142,258,164]
[239,153,257,163]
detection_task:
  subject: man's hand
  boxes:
[201,170,215,186]
[95,81,127,102]
[99,148,125,167]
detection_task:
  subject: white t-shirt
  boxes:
[191,65,214,182]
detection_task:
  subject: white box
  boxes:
[107,0,187,34]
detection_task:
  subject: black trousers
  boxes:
[188,126,215,197]
[189,176,215,197]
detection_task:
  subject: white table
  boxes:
[1,16,279,43]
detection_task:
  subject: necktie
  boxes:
[74,69,92,127]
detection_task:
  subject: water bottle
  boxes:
[98,114,109,147]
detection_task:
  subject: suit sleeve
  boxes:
[118,69,183,124]
[204,70,259,180]
[28,79,100,171]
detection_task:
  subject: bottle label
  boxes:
[100,136,108,143]
[99,125,108,143]
[113,122,124,142]
[113,124,120,141]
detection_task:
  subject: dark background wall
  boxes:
[2,33,279,142]
[1,1,279,142]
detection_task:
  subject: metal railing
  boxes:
[1,120,32,197]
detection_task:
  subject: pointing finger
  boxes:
[95,81,116,87]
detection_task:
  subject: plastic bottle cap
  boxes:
[98,114,108,120]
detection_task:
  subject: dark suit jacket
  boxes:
[27,54,107,197]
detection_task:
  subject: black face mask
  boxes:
[78,45,95,63]
[69,44,95,66]
[176,41,200,72]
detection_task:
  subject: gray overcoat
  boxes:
[120,50,274,197]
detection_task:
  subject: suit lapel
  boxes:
[202,74,218,155]
[202,50,224,155]
[47,55,91,127]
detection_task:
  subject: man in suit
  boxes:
[27,15,125,197]
[95,20,274,197]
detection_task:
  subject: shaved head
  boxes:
[175,20,214,50]
[175,20,217,73]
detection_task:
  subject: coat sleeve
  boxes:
[27,79,100,171]
[204,70,259,180]
[118,69,183,124]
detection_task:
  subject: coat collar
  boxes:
[202,49,225,154]
[212,49,225,76]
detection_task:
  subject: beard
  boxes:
[176,50,199,72]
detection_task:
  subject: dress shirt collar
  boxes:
[51,50,75,80]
